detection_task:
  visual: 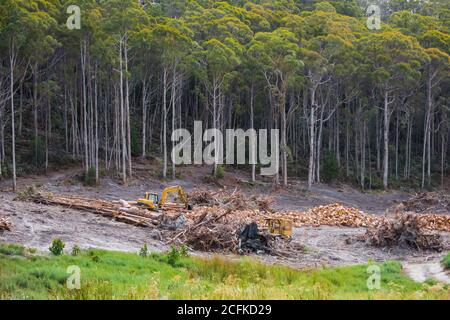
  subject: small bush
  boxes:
[180,245,189,257]
[167,246,181,266]
[15,185,39,201]
[370,175,384,190]
[139,244,148,257]
[49,239,65,256]
[322,152,339,182]
[30,136,45,167]
[71,245,81,257]
[0,244,25,256]
[215,165,225,179]
[167,246,189,267]
[443,253,450,269]
[84,167,97,186]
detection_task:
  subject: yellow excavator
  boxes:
[137,186,192,211]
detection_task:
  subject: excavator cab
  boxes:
[137,192,160,210]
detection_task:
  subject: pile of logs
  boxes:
[418,215,450,232]
[0,217,11,231]
[27,192,160,228]
[279,204,378,228]
[362,214,443,251]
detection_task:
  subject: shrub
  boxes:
[30,136,45,167]
[16,185,39,201]
[166,245,189,267]
[167,246,181,266]
[49,239,65,256]
[71,245,81,257]
[215,165,225,179]
[84,167,97,186]
[443,253,450,269]
[322,152,339,182]
[0,244,25,256]
[315,1,337,13]
[180,245,189,257]
[131,126,141,157]
[370,175,384,190]
[139,244,148,257]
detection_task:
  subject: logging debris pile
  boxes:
[169,193,265,252]
[400,192,450,214]
[16,186,449,253]
[278,204,378,228]
[188,188,275,212]
[362,214,444,251]
[417,215,450,232]
[0,217,11,231]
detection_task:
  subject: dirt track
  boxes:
[0,166,449,281]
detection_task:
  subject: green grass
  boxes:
[0,243,448,300]
[443,253,450,270]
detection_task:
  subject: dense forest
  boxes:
[0,0,449,191]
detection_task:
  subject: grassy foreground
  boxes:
[443,253,450,270]
[0,243,448,300]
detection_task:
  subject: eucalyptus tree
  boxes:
[145,19,195,179]
[102,0,149,183]
[249,28,303,186]
[421,48,450,187]
[358,32,426,189]
[0,0,58,190]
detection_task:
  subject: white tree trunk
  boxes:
[308,87,316,189]
[163,66,168,180]
[9,43,17,191]
[383,91,390,189]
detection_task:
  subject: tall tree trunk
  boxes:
[162,66,168,180]
[212,77,218,176]
[422,75,433,188]
[9,42,17,192]
[142,79,147,157]
[33,64,39,168]
[376,110,381,172]
[308,86,316,189]
[119,39,127,184]
[81,40,89,175]
[250,82,256,182]
[280,89,288,187]
[94,66,99,184]
[383,91,390,189]
[395,109,399,180]
[171,69,177,179]
[124,43,132,179]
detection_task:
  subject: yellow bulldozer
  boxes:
[265,218,293,238]
[137,186,192,211]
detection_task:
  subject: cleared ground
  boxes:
[0,165,449,283]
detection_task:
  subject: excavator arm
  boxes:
[159,186,191,210]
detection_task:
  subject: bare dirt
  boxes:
[0,165,449,283]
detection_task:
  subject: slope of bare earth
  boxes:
[0,165,449,278]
